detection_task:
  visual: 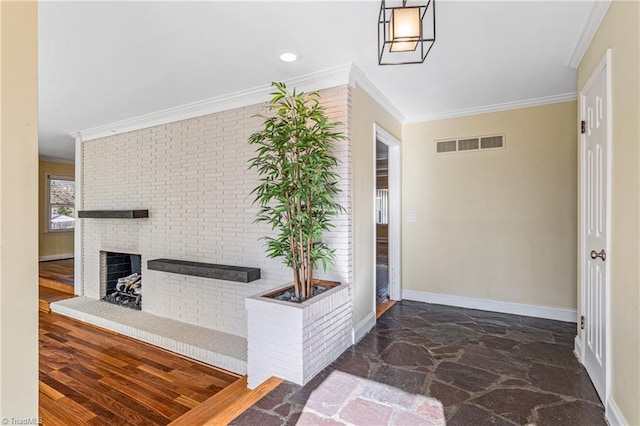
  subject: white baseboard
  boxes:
[39,253,74,262]
[574,335,584,363]
[352,311,376,344]
[606,396,628,426]
[402,290,577,323]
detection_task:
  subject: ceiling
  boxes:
[38,1,596,161]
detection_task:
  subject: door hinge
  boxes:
[580,315,585,330]
[581,120,586,134]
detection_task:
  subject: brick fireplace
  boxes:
[75,86,350,338]
[52,85,352,375]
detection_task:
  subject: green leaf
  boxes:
[247,82,346,299]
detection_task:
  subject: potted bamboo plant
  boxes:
[249,82,345,301]
[245,82,352,388]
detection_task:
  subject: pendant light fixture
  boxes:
[378,0,436,65]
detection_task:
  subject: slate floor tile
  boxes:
[230,301,604,425]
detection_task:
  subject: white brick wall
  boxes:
[246,283,352,388]
[80,86,352,339]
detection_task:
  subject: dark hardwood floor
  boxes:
[39,259,75,312]
[36,258,280,424]
[39,258,75,287]
[39,286,74,313]
[39,311,240,425]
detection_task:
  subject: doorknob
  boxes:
[590,249,606,261]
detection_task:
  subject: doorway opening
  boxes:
[374,124,401,318]
[376,141,390,309]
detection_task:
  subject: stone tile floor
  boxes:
[230,301,606,425]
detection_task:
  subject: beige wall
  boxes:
[0,0,39,417]
[402,102,577,309]
[351,85,402,326]
[578,1,640,423]
[39,160,75,259]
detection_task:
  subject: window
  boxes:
[47,175,75,232]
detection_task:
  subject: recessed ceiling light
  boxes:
[279,51,299,63]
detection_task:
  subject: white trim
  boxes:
[351,65,404,123]
[74,134,84,296]
[604,48,613,416]
[404,92,577,124]
[39,253,74,262]
[568,0,612,69]
[39,155,74,165]
[353,311,376,344]
[372,130,378,319]
[71,63,405,142]
[403,290,577,323]
[606,397,628,426]
[375,125,399,147]
[73,64,356,141]
[578,48,613,409]
[577,87,587,365]
[574,335,584,363]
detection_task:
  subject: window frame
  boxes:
[45,174,75,233]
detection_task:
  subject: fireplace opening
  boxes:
[101,251,142,310]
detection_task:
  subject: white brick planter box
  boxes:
[246,283,352,389]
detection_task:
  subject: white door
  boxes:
[582,58,609,402]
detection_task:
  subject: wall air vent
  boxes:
[435,134,506,155]
[436,140,457,153]
[458,138,479,151]
[480,135,504,149]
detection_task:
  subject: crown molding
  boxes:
[568,0,611,69]
[73,64,355,142]
[404,92,578,124]
[39,155,75,165]
[349,64,405,123]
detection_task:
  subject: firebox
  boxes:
[101,251,142,310]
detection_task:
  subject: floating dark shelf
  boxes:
[147,258,261,283]
[78,210,149,219]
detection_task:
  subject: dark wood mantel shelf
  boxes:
[78,210,149,219]
[147,259,261,283]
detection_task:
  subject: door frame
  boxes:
[373,124,402,310]
[577,48,612,406]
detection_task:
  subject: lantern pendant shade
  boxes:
[378,0,436,65]
[390,7,420,52]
